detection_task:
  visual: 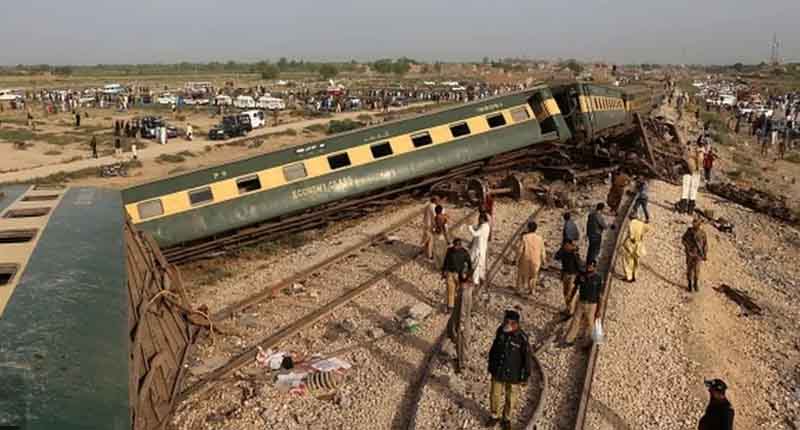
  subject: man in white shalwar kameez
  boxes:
[467,213,491,286]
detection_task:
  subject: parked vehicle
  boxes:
[0,88,23,101]
[239,110,266,131]
[157,93,178,105]
[256,96,285,110]
[138,116,179,139]
[208,116,248,140]
[214,95,233,106]
[234,95,257,109]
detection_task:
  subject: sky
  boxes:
[1,0,798,66]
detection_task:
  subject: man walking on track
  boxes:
[622,213,649,282]
[586,203,609,264]
[555,239,581,316]
[607,170,630,214]
[467,213,491,286]
[563,260,603,348]
[421,196,439,261]
[486,310,532,430]
[441,238,472,312]
[699,379,734,430]
[681,217,708,292]
[516,221,546,295]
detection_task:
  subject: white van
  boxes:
[256,96,286,110]
[234,95,257,109]
[239,110,266,131]
[214,95,233,106]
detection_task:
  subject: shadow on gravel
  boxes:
[638,261,687,291]
[590,397,633,430]
[346,301,488,429]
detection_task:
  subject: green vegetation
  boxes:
[156,153,187,163]
[318,64,338,80]
[176,150,196,158]
[44,149,62,156]
[259,63,280,80]
[303,123,326,133]
[0,128,35,141]
[327,119,364,135]
[356,114,372,122]
[168,166,188,175]
[784,153,800,164]
[372,58,417,76]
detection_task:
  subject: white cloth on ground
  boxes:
[468,222,490,284]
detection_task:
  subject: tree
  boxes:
[563,59,583,74]
[732,62,744,72]
[277,57,289,71]
[53,66,73,76]
[260,64,280,80]
[319,64,338,79]
[482,56,490,64]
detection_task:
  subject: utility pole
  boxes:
[770,33,781,66]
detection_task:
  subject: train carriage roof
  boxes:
[122,86,552,203]
[0,186,129,430]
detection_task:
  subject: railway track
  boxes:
[177,207,478,403]
[403,187,639,430]
[404,205,548,430]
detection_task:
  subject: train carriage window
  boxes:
[449,122,471,138]
[328,152,352,170]
[370,142,394,158]
[411,131,433,148]
[188,187,214,206]
[21,194,59,202]
[3,208,50,218]
[236,175,262,193]
[283,163,308,181]
[137,199,164,219]
[0,264,19,286]
[486,114,507,128]
[510,107,530,123]
[0,229,37,244]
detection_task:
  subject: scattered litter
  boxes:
[407,303,433,321]
[311,357,351,372]
[256,347,288,370]
[403,317,420,333]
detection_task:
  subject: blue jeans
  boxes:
[632,198,650,222]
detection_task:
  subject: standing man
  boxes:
[631,178,650,223]
[90,135,98,159]
[555,240,581,316]
[680,142,702,214]
[607,170,630,214]
[562,212,580,246]
[486,310,532,430]
[467,213,491,286]
[681,217,708,292]
[75,110,81,128]
[563,260,603,348]
[421,196,439,261]
[622,214,649,282]
[516,221,546,295]
[441,238,472,312]
[698,379,734,430]
[586,203,609,264]
[703,148,716,183]
[186,124,193,141]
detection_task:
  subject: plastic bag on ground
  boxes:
[592,318,605,344]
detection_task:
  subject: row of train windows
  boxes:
[136,109,529,220]
[593,97,622,110]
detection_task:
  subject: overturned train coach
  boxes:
[122,83,654,249]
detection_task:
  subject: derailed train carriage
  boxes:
[122,82,652,252]
[0,81,658,429]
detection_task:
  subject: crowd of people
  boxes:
[418,157,732,428]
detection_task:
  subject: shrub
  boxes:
[156,153,186,163]
[327,119,364,135]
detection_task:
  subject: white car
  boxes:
[234,95,257,109]
[157,94,178,105]
[256,96,285,110]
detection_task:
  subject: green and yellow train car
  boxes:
[122,86,570,247]
[551,83,630,143]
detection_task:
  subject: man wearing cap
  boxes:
[682,217,708,292]
[487,310,532,430]
[563,260,604,347]
[699,379,734,430]
[555,239,581,316]
[585,203,609,264]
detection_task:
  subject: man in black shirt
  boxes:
[699,379,734,430]
[586,203,609,264]
[563,260,603,348]
[562,212,580,245]
[555,240,581,316]
[441,238,472,311]
[486,310,532,430]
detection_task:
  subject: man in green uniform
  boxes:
[682,217,708,292]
